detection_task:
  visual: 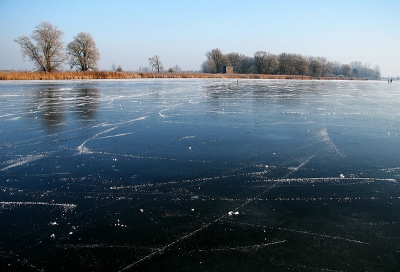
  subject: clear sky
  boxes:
[0,0,399,76]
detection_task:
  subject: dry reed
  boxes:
[0,71,358,81]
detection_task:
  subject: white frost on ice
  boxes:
[0,201,77,211]
[0,152,53,171]
[319,128,345,158]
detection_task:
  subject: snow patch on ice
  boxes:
[0,152,53,171]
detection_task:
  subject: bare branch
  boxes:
[14,22,66,72]
[148,55,163,73]
[67,32,100,71]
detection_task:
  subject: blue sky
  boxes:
[1,0,399,76]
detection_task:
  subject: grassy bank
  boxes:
[0,71,358,81]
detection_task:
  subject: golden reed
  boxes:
[0,71,357,81]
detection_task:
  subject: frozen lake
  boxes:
[1,79,400,271]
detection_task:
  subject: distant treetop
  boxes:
[201,48,381,79]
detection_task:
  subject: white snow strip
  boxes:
[284,152,317,178]
[0,153,51,171]
[177,136,196,141]
[320,128,344,158]
[198,240,287,252]
[114,116,148,126]
[158,104,183,118]
[77,127,117,154]
[77,116,148,154]
[96,132,134,139]
[275,227,369,245]
[238,222,369,245]
[0,201,76,210]
[268,177,397,183]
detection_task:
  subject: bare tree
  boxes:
[350,61,362,70]
[278,53,291,75]
[205,48,227,73]
[373,65,381,79]
[278,53,310,75]
[349,61,378,78]
[265,54,279,74]
[225,52,240,72]
[201,59,217,73]
[316,56,329,76]
[139,66,150,72]
[14,22,66,72]
[173,65,182,72]
[236,55,253,74]
[341,64,352,77]
[149,55,163,73]
[66,32,100,71]
[253,51,268,74]
[292,54,309,75]
[327,61,341,75]
[309,59,324,77]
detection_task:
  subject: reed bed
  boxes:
[0,71,358,81]
[0,71,141,80]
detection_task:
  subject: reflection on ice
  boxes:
[0,79,400,271]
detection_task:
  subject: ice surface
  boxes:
[0,79,400,271]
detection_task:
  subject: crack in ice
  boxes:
[119,151,318,270]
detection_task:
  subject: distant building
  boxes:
[223,66,233,74]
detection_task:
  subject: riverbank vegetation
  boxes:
[0,71,367,81]
[202,48,382,80]
[12,22,382,80]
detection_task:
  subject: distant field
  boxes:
[0,71,358,80]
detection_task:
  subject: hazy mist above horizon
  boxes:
[0,0,398,77]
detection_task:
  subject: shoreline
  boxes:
[0,71,364,81]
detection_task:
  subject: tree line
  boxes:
[202,48,381,79]
[14,22,173,74]
[15,22,100,72]
[14,22,381,79]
